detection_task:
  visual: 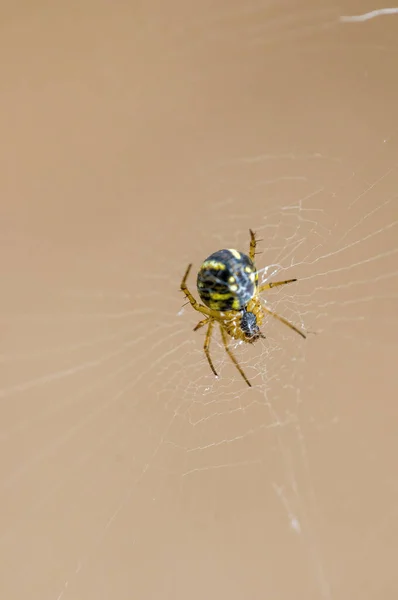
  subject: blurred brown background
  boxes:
[1,1,398,599]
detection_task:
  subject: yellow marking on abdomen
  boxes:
[228,249,241,260]
[210,292,233,300]
[201,261,226,270]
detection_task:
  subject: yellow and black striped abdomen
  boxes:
[197,248,258,311]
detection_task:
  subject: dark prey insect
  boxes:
[180,229,306,387]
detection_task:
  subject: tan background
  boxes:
[1,2,398,599]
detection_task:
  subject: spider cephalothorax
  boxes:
[239,308,265,342]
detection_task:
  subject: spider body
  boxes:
[197,248,264,343]
[181,230,305,387]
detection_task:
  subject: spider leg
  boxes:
[180,264,213,318]
[194,317,209,332]
[220,324,252,387]
[258,278,297,293]
[204,320,218,379]
[249,229,256,262]
[262,305,306,339]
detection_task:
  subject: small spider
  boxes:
[180,229,306,387]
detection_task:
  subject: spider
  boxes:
[180,229,306,387]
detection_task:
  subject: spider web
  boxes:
[1,3,398,600]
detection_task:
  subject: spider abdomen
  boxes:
[197,248,258,311]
